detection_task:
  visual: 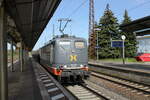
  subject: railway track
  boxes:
[38,61,110,100]
[65,84,109,100]
[34,61,77,100]
[37,60,150,100]
[91,72,150,99]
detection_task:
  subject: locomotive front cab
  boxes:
[53,37,90,82]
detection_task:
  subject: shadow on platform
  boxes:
[8,58,42,100]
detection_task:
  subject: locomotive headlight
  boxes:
[63,65,67,68]
[60,65,63,69]
[80,64,83,67]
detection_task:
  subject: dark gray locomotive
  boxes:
[39,34,89,82]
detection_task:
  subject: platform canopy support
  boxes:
[0,2,8,100]
[20,42,23,72]
[19,47,20,65]
[11,39,14,72]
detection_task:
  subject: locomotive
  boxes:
[39,34,90,82]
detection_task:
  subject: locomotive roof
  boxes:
[40,35,86,49]
[54,36,86,40]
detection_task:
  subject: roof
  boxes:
[5,0,61,50]
[41,34,87,49]
[120,16,150,36]
[136,35,150,39]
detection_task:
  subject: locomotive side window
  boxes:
[75,41,85,48]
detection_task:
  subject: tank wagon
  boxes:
[39,34,90,82]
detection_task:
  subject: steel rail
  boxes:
[81,83,110,100]
[91,72,150,95]
[64,83,110,100]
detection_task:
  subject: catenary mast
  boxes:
[89,0,96,59]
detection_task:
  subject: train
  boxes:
[36,34,90,83]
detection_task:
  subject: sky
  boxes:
[33,0,150,50]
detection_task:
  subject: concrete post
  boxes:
[11,39,14,71]
[0,5,8,100]
[23,49,26,66]
[19,47,20,65]
[20,42,23,72]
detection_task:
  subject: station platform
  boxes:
[8,58,42,100]
[89,61,150,86]
[106,63,150,71]
[8,58,75,100]
[89,60,150,72]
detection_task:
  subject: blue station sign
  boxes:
[95,46,100,49]
[111,40,123,47]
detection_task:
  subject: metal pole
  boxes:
[11,39,14,71]
[122,39,125,64]
[96,31,98,60]
[0,4,8,100]
[53,24,55,38]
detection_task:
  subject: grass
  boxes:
[90,58,140,63]
[100,58,138,62]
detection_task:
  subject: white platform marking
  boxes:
[48,87,59,93]
[41,77,49,80]
[51,93,65,100]
[45,83,55,87]
[43,79,51,83]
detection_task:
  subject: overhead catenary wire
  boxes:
[56,0,74,17]
[117,0,150,16]
[55,0,88,35]
[67,0,150,21]
[128,0,150,12]
[68,0,88,18]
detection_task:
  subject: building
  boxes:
[137,36,150,53]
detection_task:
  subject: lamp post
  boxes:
[121,35,126,64]
[94,28,101,60]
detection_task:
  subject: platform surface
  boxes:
[89,60,150,71]
[8,58,42,100]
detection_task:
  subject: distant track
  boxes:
[91,72,150,97]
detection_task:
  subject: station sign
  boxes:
[95,46,100,49]
[111,40,123,47]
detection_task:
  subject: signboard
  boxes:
[111,40,123,47]
[95,46,100,49]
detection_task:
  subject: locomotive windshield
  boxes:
[59,41,71,49]
[75,41,85,48]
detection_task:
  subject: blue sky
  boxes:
[33,0,150,50]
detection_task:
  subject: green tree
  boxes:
[97,4,121,58]
[121,10,137,57]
